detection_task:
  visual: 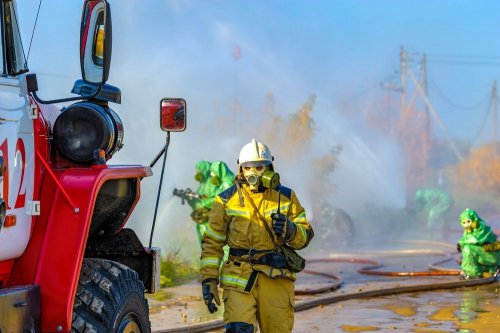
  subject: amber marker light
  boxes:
[93,148,106,164]
[4,214,17,228]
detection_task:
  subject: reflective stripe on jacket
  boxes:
[200,182,314,291]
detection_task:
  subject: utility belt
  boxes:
[229,248,287,269]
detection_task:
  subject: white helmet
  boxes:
[238,139,273,167]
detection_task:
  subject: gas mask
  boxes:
[242,165,267,191]
[210,172,221,186]
[194,171,204,183]
[241,164,279,191]
[460,218,478,234]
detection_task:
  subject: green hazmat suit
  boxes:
[209,160,235,193]
[190,160,218,211]
[413,188,454,228]
[187,160,220,247]
[457,209,500,279]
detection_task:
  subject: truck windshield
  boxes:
[2,0,28,76]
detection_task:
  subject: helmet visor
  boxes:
[240,160,271,168]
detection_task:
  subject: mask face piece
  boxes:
[242,165,267,191]
[461,218,477,233]
[210,174,221,186]
[194,171,204,182]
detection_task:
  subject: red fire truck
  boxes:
[0,1,185,331]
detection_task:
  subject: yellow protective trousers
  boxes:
[223,272,294,333]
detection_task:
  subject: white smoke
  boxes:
[17,0,410,257]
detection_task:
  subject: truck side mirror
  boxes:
[80,0,112,85]
[160,98,187,132]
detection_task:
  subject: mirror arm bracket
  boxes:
[27,74,103,105]
[149,132,170,247]
[149,134,170,168]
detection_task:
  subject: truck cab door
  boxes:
[0,0,36,261]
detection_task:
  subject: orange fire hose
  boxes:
[296,245,462,295]
[296,258,380,295]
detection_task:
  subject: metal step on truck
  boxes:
[0,0,186,332]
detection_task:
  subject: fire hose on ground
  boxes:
[297,241,462,295]
[153,241,498,333]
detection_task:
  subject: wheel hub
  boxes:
[118,314,141,333]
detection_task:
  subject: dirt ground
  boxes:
[150,278,500,333]
[293,282,500,332]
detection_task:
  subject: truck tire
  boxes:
[71,258,150,333]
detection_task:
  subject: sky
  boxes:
[14,0,500,250]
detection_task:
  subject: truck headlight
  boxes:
[53,102,123,164]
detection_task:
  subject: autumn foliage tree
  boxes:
[309,145,342,198]
[219,92,341,201]
[283,95,316,155]
[260,94,316,158]
[449,142,500,196]
[258,93,342,198]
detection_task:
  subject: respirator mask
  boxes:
[460,218,477,234]
[210,172,221,186]
[194,171,204,182]
[241,162,280,191]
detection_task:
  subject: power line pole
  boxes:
[420,54,428,104]
[400,47,407,113]
[493,80,498,155]
[420,54,431,140]
[408,69,464,161]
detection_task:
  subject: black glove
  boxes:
[202,279,220,313]
[457,243,461,253]
[271,213,297,241]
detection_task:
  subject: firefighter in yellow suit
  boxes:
[200,139,314,333]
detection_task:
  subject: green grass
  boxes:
[148,289,174,302]
[159,249,199,288]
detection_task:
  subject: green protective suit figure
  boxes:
[208,161,235,263]
[457,209,500,279]
[412,188,454,228]
[187,160,220,248]
[209,160,235,193]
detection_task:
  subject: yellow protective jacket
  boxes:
[200,181,314,292]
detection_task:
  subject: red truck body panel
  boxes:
[9,165,151,332]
